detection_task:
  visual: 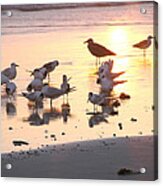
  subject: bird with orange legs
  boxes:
[84,38,116,66]
[133,35,154,57]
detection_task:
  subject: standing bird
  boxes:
[133,35,154,57]
[2,62,19,80]
[42,84,66,108]
[84,38,116,66]
[6,82,17,97]
[87,92,107,112]
[42,60,59,82]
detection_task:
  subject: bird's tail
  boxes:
[111,71,125,79]
[133,44,139,48]
[69,86,76,92]
[113,80,127,86]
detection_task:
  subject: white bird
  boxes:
[42,60,59,81]
[99,60,114,76]
[97,76,127,92]
[133,35,154,57]
[1,74,9,85]
[6,82,17,96]
[22,91,44,105]
[42,84,65,107]
[2,62,19,80]
[27,78,43,92]
[88,92,107,112]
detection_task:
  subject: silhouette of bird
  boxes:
[84,38,116,66]
[133,35,154,57]
[2,62,19,80]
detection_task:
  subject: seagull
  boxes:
[84,38,116,66]
[27,78,43,92]
[87,92,107,112]
[99,60,114,76]
[97,76,127,92]
[60,75,75,102]
[2,62,19,80]
[42,83,65,107]
[1,74,9,85]
[6,82,17,97]
[42,60,59,81]
[22,91,44,106]
[133,35,154,57]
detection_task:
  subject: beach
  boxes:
[1,136,157,180]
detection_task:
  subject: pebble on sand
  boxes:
[61,132,66,136]
[9,127,13,130]
[119,93,131,100]
[118,123,123,130]
[131,117,137,122]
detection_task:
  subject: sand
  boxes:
[1,135,158,181]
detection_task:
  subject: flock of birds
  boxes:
[1,60,76,110]
[1,35,156,116]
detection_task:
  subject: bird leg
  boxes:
[66,93,69,103]
[48,73,50,84]
[50,99,53,109]
[95,58,98,68]
[143,49,146,57]
[98,58,101,65]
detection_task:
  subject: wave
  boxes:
[2,22,153,29]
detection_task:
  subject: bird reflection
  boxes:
[88,113,108,128]
[6,101,17,116]
[61,102,71,123]
[23,100,71,126]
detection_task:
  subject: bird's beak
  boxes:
[30,72,34,76]
[16,64,19,67]
[84,40,88,44]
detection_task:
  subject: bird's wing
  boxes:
[133,40,147,48]
[2,68,11,77]
[92,43,116,56]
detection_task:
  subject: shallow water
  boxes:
[1,2,157,153]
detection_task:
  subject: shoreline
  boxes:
[1,135,158,180]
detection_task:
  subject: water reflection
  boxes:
[23,100,71,126]
[6,101,17,116]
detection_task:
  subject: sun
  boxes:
[111,28,127,43]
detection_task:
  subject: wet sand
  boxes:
[1,135,158,180]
